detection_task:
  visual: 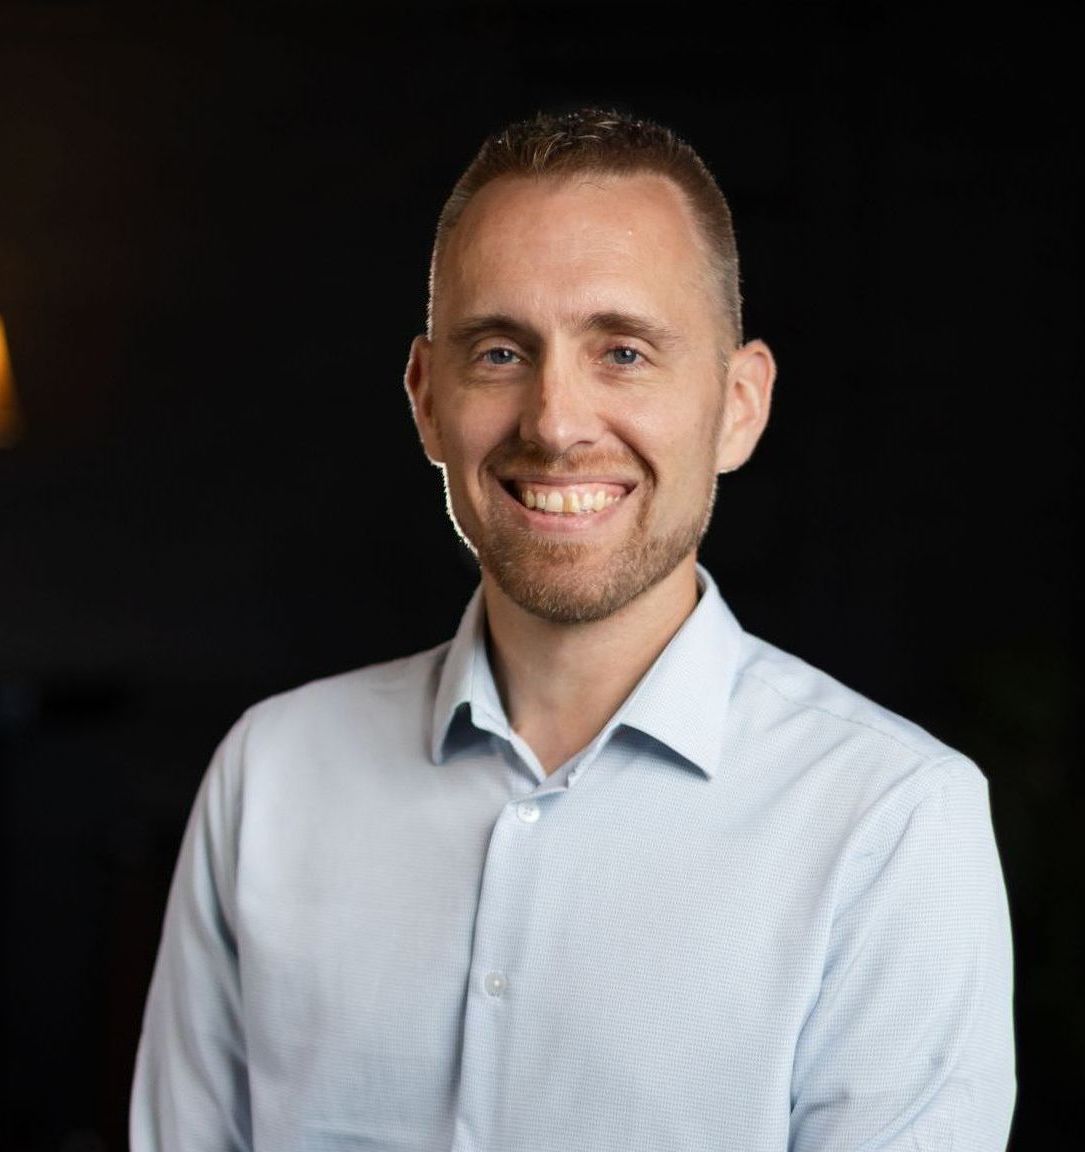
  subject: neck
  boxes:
[481,557,701,775]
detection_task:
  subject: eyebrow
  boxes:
[445,311,682,350]
[581,311,681,349]
[446,315,537,349]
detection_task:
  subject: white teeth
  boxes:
[516,486,623,515]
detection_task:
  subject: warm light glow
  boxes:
[0,315,23,447]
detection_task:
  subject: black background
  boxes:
[1,2,1079,1148]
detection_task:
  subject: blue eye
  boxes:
[608,346,641,365]
[482,347,520,365]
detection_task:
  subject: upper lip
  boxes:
[495,472,637,491]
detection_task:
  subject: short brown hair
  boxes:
[429,107,743,344]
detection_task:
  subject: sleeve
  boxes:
[789,758,1016,1151]
[130,717,254,1152]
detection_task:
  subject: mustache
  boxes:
[485,438,644,479]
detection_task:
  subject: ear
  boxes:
[404,335,445,465]
[715,339,776,473]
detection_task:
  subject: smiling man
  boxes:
[132,110,1015,1151]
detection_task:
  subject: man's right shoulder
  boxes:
[211,639,454,782]
[252,639,453,719]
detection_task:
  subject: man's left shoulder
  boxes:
[730,631,981,802]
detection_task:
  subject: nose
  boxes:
[518,350,604,456]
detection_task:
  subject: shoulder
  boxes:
[728,630,986,822]
[212,640,452,781]
[737,632,951,758]
[251,640,450,722]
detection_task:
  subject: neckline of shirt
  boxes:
[431,564,744,780]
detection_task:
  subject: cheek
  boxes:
[621,397,723,482]
[435,395,517,478]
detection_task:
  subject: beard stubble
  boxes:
[447,441,719,624]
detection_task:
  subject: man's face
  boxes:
[407,172,770,623]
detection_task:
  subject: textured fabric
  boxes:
[131,567,1015,1151]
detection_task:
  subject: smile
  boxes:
[517,483,623,516]
[522,483,626,516]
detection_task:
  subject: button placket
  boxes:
[454,789,557,1148]
[478,801,538,1002]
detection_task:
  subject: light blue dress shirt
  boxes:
[131,567,1015,1151]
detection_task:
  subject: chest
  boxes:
[234,756,837,1150]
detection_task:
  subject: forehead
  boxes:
[451,171,702,255]
[435,172,716,324]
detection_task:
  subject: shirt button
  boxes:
[484,971,507,997]
[516,800,540,824]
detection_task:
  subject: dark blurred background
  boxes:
[0,1,1079,1148]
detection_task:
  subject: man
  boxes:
[132,109,1015,1150]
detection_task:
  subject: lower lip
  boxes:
[498,483,630,533]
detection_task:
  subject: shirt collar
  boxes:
[431,565,744,778]
[430,585,505,763]
[609,565,743,778]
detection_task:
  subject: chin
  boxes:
[482,531,700,625]
[496,574,634,625]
